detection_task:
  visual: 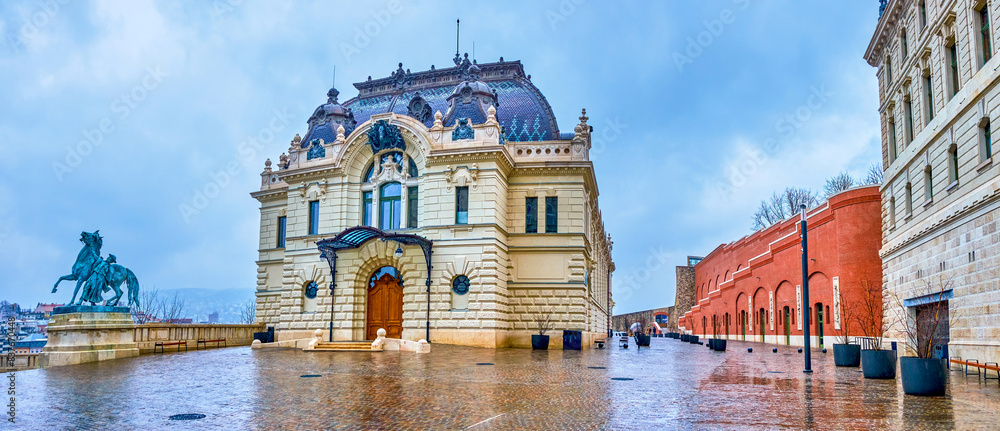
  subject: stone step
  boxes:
[310,341,373,352]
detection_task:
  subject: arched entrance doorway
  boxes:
[367,266,404,340]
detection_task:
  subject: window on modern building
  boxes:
[525,197,538,233]
[948,43,960,98]
[924,166,933,202]
[455,186,469,225]
[362,191,373,227]
[919,1,927,30]
[948,144,959,184]
[277,216,287,248]
[905,183,913,215]
[545,196,558,233]
[889,196,897,226]
[380,182,402,230]
[407,186,418,229]
[889,117,898,162]
[981,6,993,68]
[308,200,319,235]
[905,97,915,145]
[901,30,908,59]
[924,74,934,123]
[980,119,993,162]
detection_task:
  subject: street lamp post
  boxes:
[800,204,812,373]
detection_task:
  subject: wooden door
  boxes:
[366,273,404,340]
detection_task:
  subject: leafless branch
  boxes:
[240,298,257,324]
[863,163,884,185]
[824,171,855,197]
[535,308,553,335]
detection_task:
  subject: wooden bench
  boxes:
[153,341,188,353]
[593,339,606,349]
[950,358,1000,380]
[196,338,227,350]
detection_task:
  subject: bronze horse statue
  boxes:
[52,231,103,305]
[80,254,139,307]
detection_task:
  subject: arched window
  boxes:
[380,182,402,230]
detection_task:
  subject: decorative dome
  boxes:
[301,86,357,147]
[442,59,498,126]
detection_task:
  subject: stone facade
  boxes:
[669,261,698,331]
[611,307,672,333]
[678,187,884,347]
[867,0,1000,362]
[250,58,614,349]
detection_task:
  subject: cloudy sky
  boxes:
[0,1,882,314]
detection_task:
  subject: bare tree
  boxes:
[161,292,187,323]
[132,285,164,324]
[534,308,553,336]
[888,275,955,358]
[836,288,860,345]
[824,171,856,197]
[863,163,884,185]
[854,277,887,349]
[752,187,819,231]
[240,298,257,324]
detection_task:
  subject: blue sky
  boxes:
[0,1,882,314]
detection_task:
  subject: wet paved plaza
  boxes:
[15,337,1000,429]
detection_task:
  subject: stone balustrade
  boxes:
[133,323,265,354]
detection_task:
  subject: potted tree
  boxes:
[857,278,895,379]
[890,276,953,395]
[833,289,861,367]
[532,310,553,350]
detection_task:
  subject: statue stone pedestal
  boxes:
[39,306,139,368]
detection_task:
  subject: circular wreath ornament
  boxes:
[452,275,470,295]
[304,281,319,299]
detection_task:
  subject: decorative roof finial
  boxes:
[454,19,461,66]
[878,0,888,18]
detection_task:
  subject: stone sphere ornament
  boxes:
[798,348,803,353]
[822,348,828,353]
[773,348,778,353]
[748,348,753,353]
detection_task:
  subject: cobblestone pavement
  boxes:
[13,337,1000,430]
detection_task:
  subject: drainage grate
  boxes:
[300,374,322,378]
[587,366,607,369]
[169,414,206,421]
[766,371,784,374]
[476,363,494,366]
[610,377,634,381]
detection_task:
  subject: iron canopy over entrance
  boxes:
[316,226,433,342]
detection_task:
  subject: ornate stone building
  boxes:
[250,56,614,348]
[867,0,1000,362]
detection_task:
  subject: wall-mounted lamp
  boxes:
[394,245,404,259]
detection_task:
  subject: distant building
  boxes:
[0,301,19,320]
[669,256,701,331]
[14,334,46,354]
[208,312,219,324]
[612,307,673,334]
[33,303,63,319]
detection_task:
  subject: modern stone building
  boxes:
[250,55,614,348]
[678,187,884,347]
[867,0,1000,362]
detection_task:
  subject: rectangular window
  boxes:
[982,121,994,162]
[308,200,319,235]
[924,168,933,202]
[905,98,915,145]
[407,187,418,229]
[982,7,993,67]
[948,44,960,97]
[889,197,896,226]
[455,186,469,225]
[545,196,558,233]
[919,1,927,29]
[363,191,373,227]
[901,31,908,59]
[905,183,913,215]
[924,74,934,123]
[525,197,538,233]
[949,146,959,184]
[889,118,898,162]
[886,56,893,85]
[277,216,286,248]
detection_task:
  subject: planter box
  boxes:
[710,339,727,351]
[681,334,690,342]
[635,334,651,347]
[861,350,896,379]
[833,344,861,367]
[531,334,549,350]
[900,357,947,396]
[688,335,699,344]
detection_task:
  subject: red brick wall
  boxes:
[680,186,882,345]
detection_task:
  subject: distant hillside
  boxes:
[156,288,254,324]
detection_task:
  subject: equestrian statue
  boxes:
[52,231,140,307]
